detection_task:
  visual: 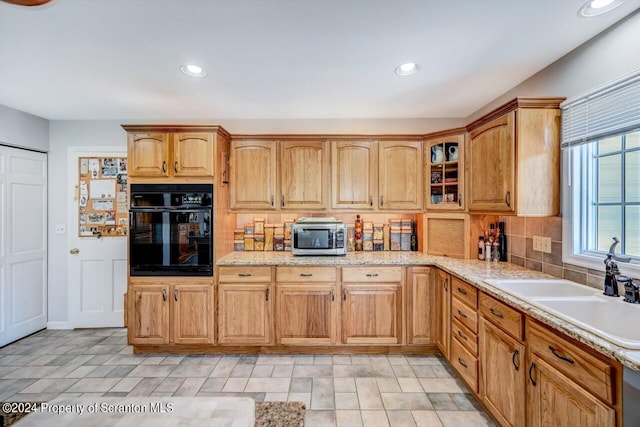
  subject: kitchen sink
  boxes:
[484,279,599,298]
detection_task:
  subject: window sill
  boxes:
[562,252,640,280]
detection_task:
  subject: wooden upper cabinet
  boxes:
[425,133,465,211]
[467,99,562,215]
[229,140,277,210]
[331,140,378,210]
[128,133,170,177]
[468,113,515,213]
[173,133,214,177]
[280,140,328,210]
[378,140,423,210]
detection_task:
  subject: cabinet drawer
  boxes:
[479,293,523,340]
[451,277,478,308]
[452,297,478,334]
[277,266,337,283]
[342,267,403,283]
[219,266,272,283]
[452,318,478,356]
[451,336,478,393]
[527,320,616,405]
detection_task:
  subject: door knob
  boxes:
[69,248,79,254]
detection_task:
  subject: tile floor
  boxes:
[0,329,495,426]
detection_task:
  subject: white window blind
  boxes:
[561,69,640,147]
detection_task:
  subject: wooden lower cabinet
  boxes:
[434,269,451,358]
[527,355,615,427]
[276,284,338,345]
[407,267,435,345]
[479,318,525,427]
[128,283,213,345]
[341,283,402,345]
[218,283,272,345]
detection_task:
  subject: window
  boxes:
[562,70,640,274]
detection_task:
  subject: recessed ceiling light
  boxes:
[395,62,421,76]
[179,64,208,78]
[578,0,625,17]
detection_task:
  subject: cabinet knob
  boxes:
[69,248,80,255]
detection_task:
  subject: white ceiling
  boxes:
[0,0,639,121]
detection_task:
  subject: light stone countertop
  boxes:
[217,251,640,372]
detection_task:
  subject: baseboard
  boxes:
[46,321,71,329]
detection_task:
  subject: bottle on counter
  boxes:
[492,241,500,262]
[354,214,363,251]
[478,236,485,260]
[485,239,492,262]
[498,221,507,262]
[410,221,418,251]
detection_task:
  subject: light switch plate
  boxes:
[55,224,66,235]
[533,235,552,253]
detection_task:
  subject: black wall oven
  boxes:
[129,184,213,276]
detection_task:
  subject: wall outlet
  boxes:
[533,235,552,253]
[55,224,66,235]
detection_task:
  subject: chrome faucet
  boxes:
[603,237,632,297]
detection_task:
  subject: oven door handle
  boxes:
[129,208,211,213]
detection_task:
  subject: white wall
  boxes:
[468,9,640,121]
[0,104,49,152]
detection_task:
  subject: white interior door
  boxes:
[68,147,127,328]
[0,145,47,347]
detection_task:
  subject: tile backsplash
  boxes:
[500,216,606,290]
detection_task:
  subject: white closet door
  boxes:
[0,145,47,347]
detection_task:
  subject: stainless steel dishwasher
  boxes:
[624,367,640,425]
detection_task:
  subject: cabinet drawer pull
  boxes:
[331,289,335,301]
[369,195,373,207]
[238,273,252,277]
[457,330,467,341]
[300,273,313,277]
[458,193,462,207]
[343,289,347,301]
[366,273,379,277]
[457,287,467,295]
[265,288,269,301]
[281,195,285,207]
[162,161,167,173]
[505,191,511,207]
[380,195,384,206]
[174,289,178,301]
[529,362,537,386]
[443,278,449,292]
[548,346,575,364]
[512,349,520,371]
[457,357,468,368]
[457,309,468,319]
[162,288,167,301]
[490,308,504,319]
[174,161,178,174]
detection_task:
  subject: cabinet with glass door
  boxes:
[426,133,465,210]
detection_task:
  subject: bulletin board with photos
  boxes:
[78,157,128,237]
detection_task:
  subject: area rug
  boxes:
[255,402,305,427]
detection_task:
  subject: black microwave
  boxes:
[129,184,213,276]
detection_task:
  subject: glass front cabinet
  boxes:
[425,133,465,210]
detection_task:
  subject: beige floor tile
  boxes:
[311,377,334,410]
[222,377,249,392]
[173,377,206,397]
[387,410,417,427]
[381,393,433,410]
[411,366,437,378]
[256,355,295,365]
[251,364,274,377]
[127,378,164,396]
[64,365,98,378]
[314,355,333,365]
[293,364,333,377]
[127,365,175,378]
[418,378,465,394]
[265,392,288,401]
[2,366,58,379]
[334,364,377,378]
[411,410,444,427]
[18,378,78,394]
[199,377,226,392]
[407,357,442,366]
[356,378,384,410]
[245,377,291,392]
[288,392,311,408]
[230,364,254,377]
[294,355,315,365]
[392,365,417,378]
[398,378,424,392]
[436,411,494,427]
[290,377,312,392]
[362,410,390,427]
[333,356,352,365]
[140,356,165,365]
[67,377,120,393]
[334,377,357,393]
[168,364,213,378]
[387,356,409,366]
[272,364,294,378]
[155,377,185,393]
[306,410,337,427]
[335,392,359,410]
[109,377,143,393]
[376,378,401,392]
[336,410,363,427]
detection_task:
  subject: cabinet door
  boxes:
[276,284,337,345]
[128,133,170,177]
[173,133,214,177]
[218,283,272,345]
[468,113,515,212]
[435,269,451,359]
[480,318,525,427]
[425,134,465,210]
[527,356,615,427]
[172,284,214,344]
[280,141,328,210]
[342,284,402,345]
[378,140,423,210]
[229,140,278,210]
[128,285,169,345]
[331,140,378,210]
[407,267,434,345]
